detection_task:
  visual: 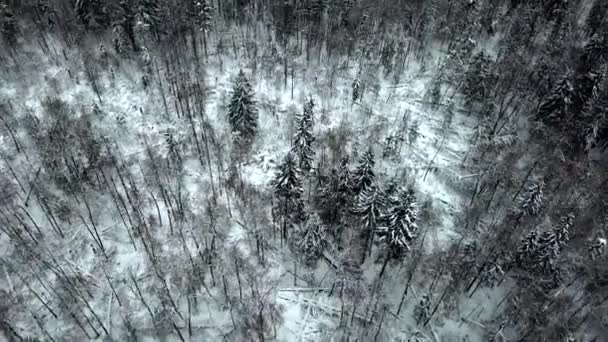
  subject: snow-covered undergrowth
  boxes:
[0,28,507,341]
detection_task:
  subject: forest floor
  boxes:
[0,32,509,341]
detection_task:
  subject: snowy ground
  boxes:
[0,30,507,341]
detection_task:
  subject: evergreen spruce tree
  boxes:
[75,0,110,30]
[377,186,419,257]
[479,261,505,288]
[138,0,162,38]
[318,168,340,222]
[112,0,137,54]
[119,0,138,51]
[352,184,386,262]
[112,23,129,54]
[554,212,574,249]
[536,72,575,127]
[319,157,353,224]
[292,98,315,172]
[228,70,259,151]
[294,213,326,265]
[426,77,442,109]
[352,150,375,195]
[519,181,544,216]
[516,214,572,282]
[272,152,304,239]
[164,130,183,172]
[409,120,420,146]
[463,51,492,112]
[0,4,17,47]
[588,237,606,260]
[414,294,431,326]
[189,0,212,33]
[352,78,361,102]
[381,39,396,75]
[586,0,608,36]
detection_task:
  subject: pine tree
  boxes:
[352,78,361,102]
[190,0,212,32]
[554,212,574,249]
[414,294,431,326]
[319,157,353,224]
[516,214,572,279]
[586,0,608,36]
[519,181,544,216]
[352,184,386,261]
[536,72,575,127]
[272,152,304,239]
[111,0,137,54]
[0,4,17,47]
[228,70,259,150]
[292,98,315,172]
[479,262,505,288]
[295,213,326,265]
[408,120,420,146]
[588,237,606,260]
[381,39,396,75]
[138,0,162,38]
[75,0,111,30]
[112,23,129,54]
[377,186,419,257]
[352,150,375,195]
[426,77,442,109]
[164,130,183,172]
[463,52,492,112]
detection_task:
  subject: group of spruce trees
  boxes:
[224,67,421,265]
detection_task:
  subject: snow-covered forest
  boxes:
[1,0,608,341]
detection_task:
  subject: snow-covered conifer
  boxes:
[520,181,544,216]
[408,120,420,146]
[138,0,162,38]
[319,157,353,224]
[428,78,442,109]
[295,213,326,265]
[377,186,419,256]
[352,184,386,260]
[414,294,431,326]
[0,4,17,46]
[554,212,574,249]
[381,39,396,75]
[75,0,110,29]
[479,261,505,287]
[588,237,606,260]
[112,23,129,54]
[191,0,212,32]
[352,150,375,195]
[352,184,386,231]
[463,51,491,111]
[292,98,315,172]
[228,70,259,149]
[272,152,304,238]
[516,216,571,278]
[352,78,361,102]
[536,72,575,127]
